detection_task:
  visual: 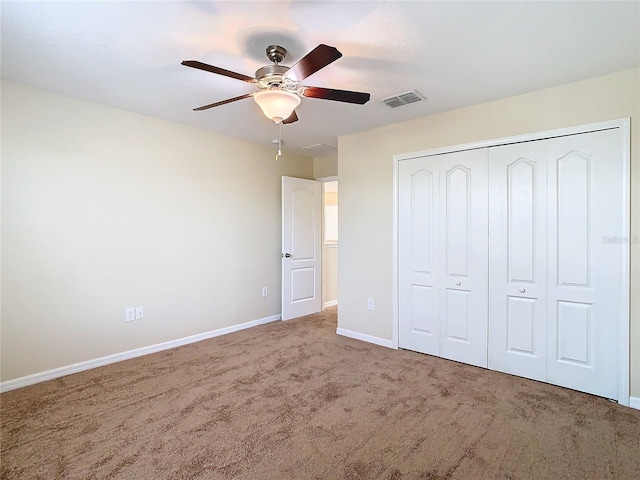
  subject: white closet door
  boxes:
[398,156,441,355]
[438,149,488,368]
[488,142,548,380]
[546,129,623,399]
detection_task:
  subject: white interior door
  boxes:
[546,129,623,399]
[282,176,322,321]
[488,141,548,381]
[398,156,441,355]
[438,149,488,368]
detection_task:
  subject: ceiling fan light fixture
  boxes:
[254,90,301,123]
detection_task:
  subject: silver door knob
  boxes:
[283,253,292,258]
[519,288,526,293]
[456,281,461,286]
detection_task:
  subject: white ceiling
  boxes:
[2,1,639,158]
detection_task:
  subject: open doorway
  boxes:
[322,180,338,309]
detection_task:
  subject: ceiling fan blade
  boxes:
[300,86,370,105]
[193,93,254,111]
[182,60,255,83]
[282,110,299,124]
[286,44,342,82]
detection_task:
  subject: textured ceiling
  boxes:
[2,1,639,157]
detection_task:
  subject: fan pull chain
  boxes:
[275,121,283,161]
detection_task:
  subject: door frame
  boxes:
[317,176,339,310]
[392,118,631,406]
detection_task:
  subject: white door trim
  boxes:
[618,118,631,406]
[392,118,631,406]
[321,179,339,310]
[316,175,338,182]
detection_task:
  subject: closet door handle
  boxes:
[456,281,461,286]
[519,288,526,293]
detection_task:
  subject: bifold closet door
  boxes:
[438,149,488,368]
[489,128,623,399]
[546,129,623,399]
[488,141,548,381]
[398,156,440,356]
[399,126,625,401]
[398,149,488,368]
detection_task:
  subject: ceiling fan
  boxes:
[181,44,371,124]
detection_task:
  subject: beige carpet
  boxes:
[2,307,639,479]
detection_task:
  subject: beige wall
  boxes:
[323,245,338,306]
[314,153,338,179]
[0,81,313,382]
[338,68,640,397]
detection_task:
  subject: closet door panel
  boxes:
[506,297,536,353]
[398,157,440,355]
[488,142,547,380]
[547,129,623,399]
[445,289,470,340]
[439,149,488,368]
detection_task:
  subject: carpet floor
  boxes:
[1,307,639,479]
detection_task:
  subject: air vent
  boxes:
[302,143,337,156]
[381,90,425,108]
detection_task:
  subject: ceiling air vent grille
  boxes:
[381,90,425,108]
[303,143,337,156]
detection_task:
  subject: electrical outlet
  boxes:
[135,306,144,320]
[367,298,374,311]
[262,287,268,297]
[125,308,135,322]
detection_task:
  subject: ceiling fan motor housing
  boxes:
[255,65,291,89]
[266,45,287,64]
[256,45,298,91]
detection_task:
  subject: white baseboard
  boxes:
[336,327,395,349]
[324,300,338,308]
[630,396,640,410]
[0,314,281,393]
